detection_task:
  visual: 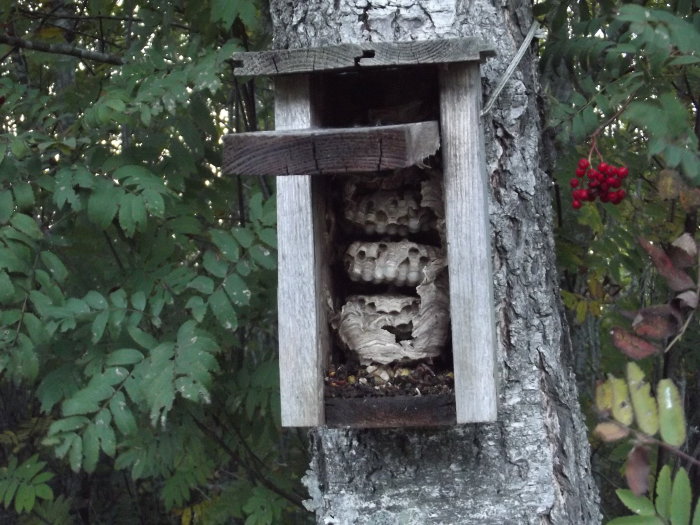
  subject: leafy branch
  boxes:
[0,34,124,65]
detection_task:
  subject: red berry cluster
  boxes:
[570,158,628,209]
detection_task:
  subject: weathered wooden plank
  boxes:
[325,395,456,428]
[232,38,495,77]
[275,75,327,427]
[223,121,440,176]
[439,62,498,423]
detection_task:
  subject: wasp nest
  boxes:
[338,279,449,364]
[342,168,444,236]
[334,166,450,365]
[345,240,442,287]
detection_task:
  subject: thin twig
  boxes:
[604,418,700,468]
[0,34,124,65]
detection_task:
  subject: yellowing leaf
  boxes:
[611,375,634,426]
[593,422,629,442]
[626,362,659,436]
[595,380,613,414]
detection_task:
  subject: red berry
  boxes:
[601,183,609,191]
[600,192,610,203]
[570,178,580,188]
[598,162,608,173]
[617,166,629,178]
[575,168,586,177]
[618,189,626,199]
[589,179,600,188]
[595,171,605,181]
[611,178,622,188]
[572,200,582,209]
[606,177,617,186]
[579,189,589,201]
[587,169,596,179]
[578,158,590,169]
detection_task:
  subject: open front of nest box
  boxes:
[223,39,498,428]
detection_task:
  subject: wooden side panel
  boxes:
[275,75,326,426]
[439,63,498,423]
[222,121,440,176]
[232,38,494,76]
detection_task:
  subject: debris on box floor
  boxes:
[324,362,454,398]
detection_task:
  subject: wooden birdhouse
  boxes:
[223,38,498,428]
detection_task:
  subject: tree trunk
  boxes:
[269,1,601,522]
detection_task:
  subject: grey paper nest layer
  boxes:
[345,240,442,287]
[338,278,449,364]
[343,168,443,236]
[336,168,450,365]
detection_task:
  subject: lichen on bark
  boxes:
[270,0,602,523]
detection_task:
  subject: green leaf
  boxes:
[616,489,657,516]
[2,477,18,509]
[185,296,207,323]
[0,191,13,223]
[109,391,137,436]
[232,227,255,248]
[210,230,240,261]
[127,325,158,349]
[131,291,146,311]
[95,409,116,457]
[249,244,276,270]
[85,290,107,310]
[657,379,686,446]
[106,348,144,366]
[0,270,15,303]
[68,433,82,472]
[12,182,34,210]
[91,310,109,343]
[187,275,214,295]
[82,423,100,473]
[671,468,691,525]
[208,288,238,331]
[14,483,35,513]
[10,214,42,240]
[202,250,228,278]
[142,189,165,217]
[34,484,53,501]
[109,288,127,309]
[257,227,277,248]
[118,192,137,236]
[47,416,89,436]
[88,180,120,229]
[223,272,251,306]
[656,465,672,519]
[692,498,700,525]
[40,251,68,284]
[211,0,239,29]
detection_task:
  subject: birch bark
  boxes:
[269,1,602,522]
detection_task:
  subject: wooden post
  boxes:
[274,75,327,426]
[439,62,498,423]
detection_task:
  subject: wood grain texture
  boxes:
[232,38,494,76]
[439,62,498,423]
[275,75,327,427]
[223,121,440,176]
[325,395,456,428]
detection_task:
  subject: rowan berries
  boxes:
[570,158,629,210]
